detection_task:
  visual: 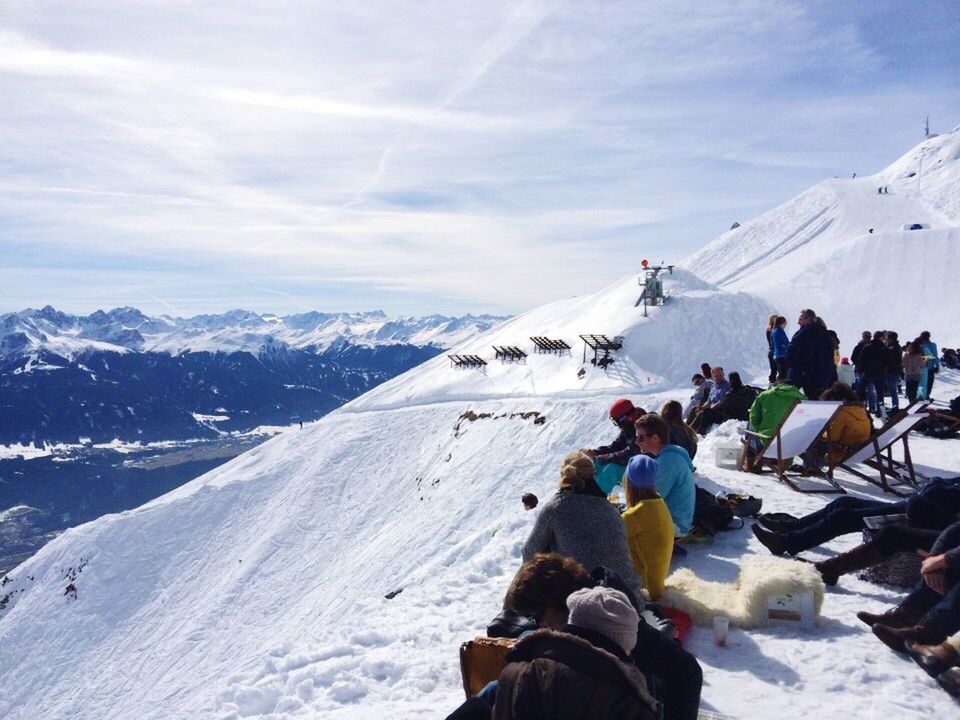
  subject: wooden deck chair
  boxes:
[837,403,930,496]
[459,636,515,698]
[741,400,845,493]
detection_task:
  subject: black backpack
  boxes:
[692,486,743,535]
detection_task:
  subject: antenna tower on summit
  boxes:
[635,260,674,317]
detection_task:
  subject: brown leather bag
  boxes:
[458,636,515,697]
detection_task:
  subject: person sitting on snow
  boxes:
[866,519,960,657]
[687,367,731,431]
[622,455,674,600]
[683,374,713,421]
[633,414,695,538]
[581,398,645,494]
[689,371,755,435]
[493,586,660,720]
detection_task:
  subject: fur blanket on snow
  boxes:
[660,556,825,629]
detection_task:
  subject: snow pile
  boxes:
[683,126,960,347]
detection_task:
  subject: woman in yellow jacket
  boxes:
[622,454,674,600]
[802,382,872,470]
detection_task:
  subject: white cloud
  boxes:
[0,1,957,315]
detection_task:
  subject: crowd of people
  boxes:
[445,314,956,719]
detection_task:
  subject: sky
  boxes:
[1,0,958,318]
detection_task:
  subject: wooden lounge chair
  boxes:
[835,403,930,496]
[741,400,845,494]
[459,636,515,697]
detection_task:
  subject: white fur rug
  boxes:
[660,556,825,628]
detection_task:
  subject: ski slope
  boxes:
[2,131,960,719]
[683,126,960,347]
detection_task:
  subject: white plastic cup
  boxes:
[713,616,729,646]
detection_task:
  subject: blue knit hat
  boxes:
[626,454,658,490]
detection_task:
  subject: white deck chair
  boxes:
[742,400,845,493]
[837,403,931,495]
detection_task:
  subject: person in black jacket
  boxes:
[885,331,904,411]
[851,330,872,398]
[787,309,829,400]
[581,398,645,493]
[859,331,890,416]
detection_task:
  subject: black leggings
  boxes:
[871,525,940,556]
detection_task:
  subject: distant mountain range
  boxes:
[0,306,505,359]
[0,307,507,445]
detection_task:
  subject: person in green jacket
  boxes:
[740,381,806,470]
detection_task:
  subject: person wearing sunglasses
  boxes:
[580,398,645,494]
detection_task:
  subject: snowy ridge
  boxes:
[3,131,960,719]
[0,306,507,359]
[682,126,960,346]
[347,270,772,412]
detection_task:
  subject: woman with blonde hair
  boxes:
[522,451,642,601]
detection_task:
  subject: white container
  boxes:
[767,590,817,630]
[712,616,729,646]
[714,444,740,469]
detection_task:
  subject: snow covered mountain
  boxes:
[683,125,960,349]
[2,131,960,720]
[0,306,506,360]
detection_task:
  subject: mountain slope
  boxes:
[682,126,960,346]
[2,263,958,719]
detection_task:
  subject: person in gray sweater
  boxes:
[523,451,643,602]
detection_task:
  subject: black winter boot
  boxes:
[751,524,788,556]
[815,542,885,586]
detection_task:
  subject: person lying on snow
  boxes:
[580,398,645,494]
[752,475,960,585]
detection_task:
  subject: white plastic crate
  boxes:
[714,444,740,469]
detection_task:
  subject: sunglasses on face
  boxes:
[612,413,632,425]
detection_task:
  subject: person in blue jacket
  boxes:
[770,316,789,381]
[920,330,941,397]
[634,413,695,538]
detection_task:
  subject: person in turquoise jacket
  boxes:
[633,413,696,537]
[920,330,940,397]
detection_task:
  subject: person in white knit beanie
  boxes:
[566,586,640,655]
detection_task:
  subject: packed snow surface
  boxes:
[3,130,960,719]
[1,264,959,719]
[683,126,960,348]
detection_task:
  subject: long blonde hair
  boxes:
[766,313,778,330]
[559,451,595,491]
